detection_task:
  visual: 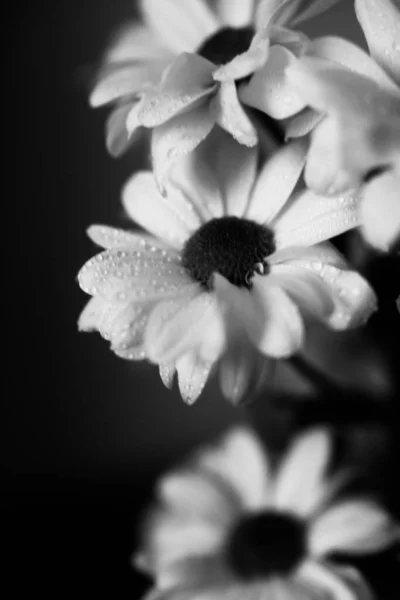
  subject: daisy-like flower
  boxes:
[285,0,400,251]
[90,0,343,184]
[135,427,399,599]
[77,132,376,405]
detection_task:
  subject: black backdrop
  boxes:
[7,1,400,597]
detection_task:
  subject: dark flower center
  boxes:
[226,510,307,580]
[181,216,275,290]
[197,26,255,66]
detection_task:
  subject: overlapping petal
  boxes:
[360,172,400,250]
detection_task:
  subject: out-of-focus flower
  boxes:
[90,0,343,184]
[135,427,399,599]
[285,0,400,251]
[78,132,376,405]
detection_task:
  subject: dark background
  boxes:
[7,1,399,596]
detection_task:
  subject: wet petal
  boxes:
[141,0,219,54]
[138,54,215,127]
[151,100,215,189]
[90,63,163,107]
[309,500,400,556]
[78,296,112,332]
[307,36,399,91]
[122,171,202,248]
[246,138,307,224]
[145,292,224,365]
[273,429,332,517]
[240,45,306,119]
[299,561,374,600]
[216,0,256,28]
[273,188,360,249]
[361,172,400,251]
[196,425,272,510]
[355,0,400,85]
[87,225,174,252]
[252,280,305,358]
[213,34,269,82]
[176,352,213,404]
[78,248,193,304]
[159,363,176,389]
[210,81,258,147]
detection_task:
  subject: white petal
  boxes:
[308,500,400,556]
[356,0,400,85]
[283,108,324,139]
[304,117,356,196]
[176,352,213,404]
[361,172,400,251]
[267,265,335,321]
[246,138,307,224]
[273,188,360,249]
[273,429,332,517]
[137,54,215,127]
[90,63,163,107]
[299,561,373,600]
[268,25,310,57]
[78,248,193,304]
[159,363,176,389]
[216,0,255,27]
[106,103,137,157]
[307,36,399,91]
[145,292,223,365]
[210,81,258,147]
[255,0,300,29]
[252,280,305,358]
[213,34,269,82]
[122,171,201,248]
[197,426,272,511]
[278,260,377,329]
[78,296,110,332]
[240,45,306,119]
[141,0,219,53]
[105,23,170,63]
[87,225,174,252]
[151,100,215,189]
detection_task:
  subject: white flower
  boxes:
[90,0,343,183]
[77,132,376,405]
[285,0,400,251]
[135,427,399,599]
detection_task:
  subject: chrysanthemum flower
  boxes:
[285,0,400,251]
[135,427,399,599]
[78,133,376,405]
[90,0,343,184]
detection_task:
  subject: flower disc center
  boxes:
[227,510,306,579]
[182,216,275,289]
[197,26,255,66]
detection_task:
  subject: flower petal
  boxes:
[159,363,176,389]
[210,81,258,147]
[78,296,111,332]
[176,352,213,404]
[308,500,400,556]
[240,45,306,119]
[106,103,142,157]
[216,0,256,28]
[273,188,360,249]
[141,0,219,54]
[145,292,224,365]
[255,0,300,29]
[151,100,215,189]
[138,54,215,127]
[122,171,202,248]
[292,0,346,27]
[78,248,193,304]
[277,260,377,329]
[246,138,307,224]
[299,561,374,600]
[360,172,400,251]
[355,0,400,85]
[105,23,170,63]
[87,225,174,252]
[273,429,332,517]
[252,280,305,358]
[307,36,399,91]
[212,33,269,82]
[90,63,163,107]
[282,108,324,139]
[197,426,272,511]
